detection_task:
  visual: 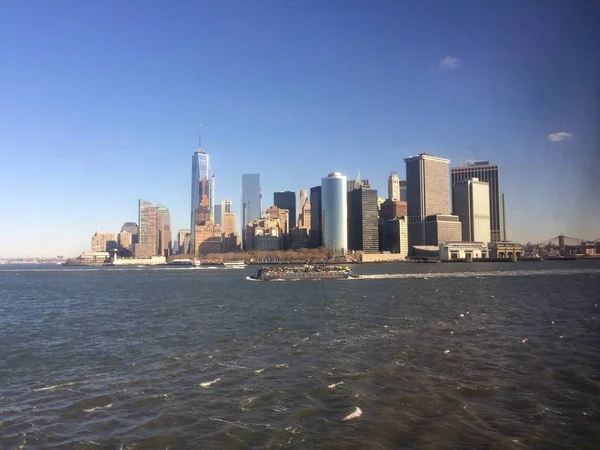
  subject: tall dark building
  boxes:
[274,191,296,230]
[451,161,505,242]
[347,187,379,252]
[310,186,322,247]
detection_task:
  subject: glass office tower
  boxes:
[321,172,348,255]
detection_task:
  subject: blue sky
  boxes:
[1,0,599,257]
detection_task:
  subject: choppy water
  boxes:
[1,261,599,449]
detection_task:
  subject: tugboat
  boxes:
[250,265,356,281]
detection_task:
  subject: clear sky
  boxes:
[1,0,599,258]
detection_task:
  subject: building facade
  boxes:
[348,187,379,252]
[242,174,261,224]
[91,231,118,252]
[136,200,159,258]
[118,231,132,252]
[424,214,462,246]
[156,205,172,257]
[194,221,223,255]
[387,216,409,257]
[298,189,311,231]
[405,153,452,249]
[321,172,348,255]
[388,172,400,201]
[191,149,213,253]
[120,222,139,246]
[439,242,489,261]
[222,211,239,252]
[177,229,191,254]
[452,177,491,244]
[379,199,408,223]
[274,191,296,231]
[451,161,505,242]
[399,180,407,202]
[310,186,323,248]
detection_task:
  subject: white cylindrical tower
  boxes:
[321,172,348,255]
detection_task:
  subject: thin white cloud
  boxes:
[439,56,461,70]
[547,132,573,142]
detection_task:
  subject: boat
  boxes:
[250,265,356,281]
[223,261,247,268]
[168,259,194,266]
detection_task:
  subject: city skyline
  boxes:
[1,1,599,257]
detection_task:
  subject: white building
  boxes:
[388,172,400,201]
[321,172,348,255]
[452,177,491,244]
[439,242,489,261]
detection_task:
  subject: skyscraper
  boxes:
[399,180,407,202]
[274,191,296,230]
[120,222,139,245]
[451,161,505,242]
[191,142,214,252]
[388,172,400,201]
[405,153,451,248]
[310,186,322,247]
[298,189,311,231]
[348,186,379,252]
[452,177,491,243]
[156,205,172,257]
[242,174,261,223]
[136,199,158,258]
[321,172,348,255]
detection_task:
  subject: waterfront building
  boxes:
[298,189,311,231]
[310,186,322,248]
[405,153,452,249]
[388,172,400,201]
[91,231,118,252]
[156,205,172,257]
[439,242,489,261]
[348,186,379,253]
[118,231,132,252]
[136,200,159,258]
[245,215,283,251]
[387,216,409,257]
[489,242,522,259]
[120,222,139,245]
[191,145,214,253]
[452,177,491,244]
[379,199,408,223]
[194,221,223,255]
[242,174,261,224]
[424,214,462,246]
[274,191,296,231]
[266,205,290,248]
[451,161,505,242]
[321,172,348,255]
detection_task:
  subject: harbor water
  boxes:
[1,262,599,449]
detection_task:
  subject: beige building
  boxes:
[405,153,451,249]
[424,214,462,246]
[222,211,239,252]
[490,242,522,259]
[194,221,223,255]
[388,172,400,201]
[298,189,312,231]
[136,200,159,259]
[91,231,118,252]
[118,231,132,251]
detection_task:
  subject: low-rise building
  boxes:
[424,214,462,246]
[489,242,523,259]
[439,241,489,261]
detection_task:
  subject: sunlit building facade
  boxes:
[321,172,348,255]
